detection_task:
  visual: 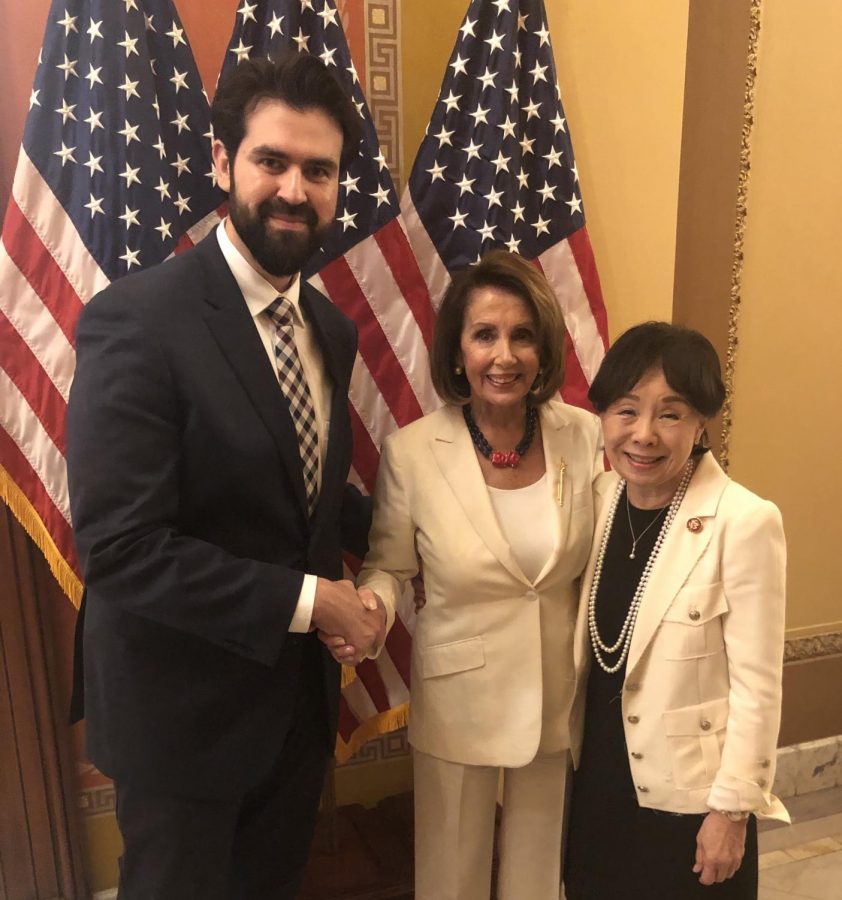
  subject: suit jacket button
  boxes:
[758,777,767,788]
[688,607,701,621]
[627,715,640,724]
[637,785,650,793]
[700,718,711,731]
[525,589,538,601]
[631,752,643,760]
[760,758,771,768]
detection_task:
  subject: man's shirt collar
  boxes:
[216,219,303,325]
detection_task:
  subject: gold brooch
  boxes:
[556,458,567,507]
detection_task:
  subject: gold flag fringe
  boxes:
[720,0,763,472]
[334,700,410,764]
[1,464,83,607]
[341,663,358,689]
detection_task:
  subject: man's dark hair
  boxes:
[211,52,361,168]
[589,321,726,418]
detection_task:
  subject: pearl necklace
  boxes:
[587,459,695,674]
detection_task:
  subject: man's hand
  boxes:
[693,811,748,885]
[312,579,385,665]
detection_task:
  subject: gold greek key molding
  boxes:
[365,0,403,192]
[719,0,763,471]
[339,725,410,766]
[79,783,116,817]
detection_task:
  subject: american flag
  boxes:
[219,0,435,760]
[401,0,608,410]
[0,0,224,604]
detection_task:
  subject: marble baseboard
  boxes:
[784,630,842,663]
[774,735,842,799]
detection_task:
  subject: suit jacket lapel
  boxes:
[626,453,729,672]
[300,283,354,526]
[574,470,620,674]
[533,402,580,584]
[198,236,310,521]
[430,405,530,585]
[299,283,348,390]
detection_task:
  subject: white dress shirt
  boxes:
[216,221,332,632]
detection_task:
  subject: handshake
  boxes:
[311,577,386,666]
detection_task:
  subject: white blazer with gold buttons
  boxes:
[571,451,789,820]
[359,399,602,768]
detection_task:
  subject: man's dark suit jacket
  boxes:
[66,233,369,799]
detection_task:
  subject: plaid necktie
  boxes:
[265,296,319,515]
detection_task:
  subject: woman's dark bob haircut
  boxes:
[431,250,567,406]
[588,321,725,418]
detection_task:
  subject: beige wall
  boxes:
[546,0,689,339]
[729,1,842,636]
[400,0,466,178]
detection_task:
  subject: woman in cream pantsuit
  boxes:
[563,323,789,900]
[350,252,601,900]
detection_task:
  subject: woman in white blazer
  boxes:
[563,322,788,900]
[345,252,602,900]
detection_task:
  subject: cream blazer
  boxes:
[571,452,789,820]
[359,400,602,768]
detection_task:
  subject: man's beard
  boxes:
[228,177,328,278]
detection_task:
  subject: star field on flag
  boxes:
[23,0,224,280]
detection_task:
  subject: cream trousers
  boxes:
[413,748,569,900]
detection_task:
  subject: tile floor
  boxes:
[758,786,842,899]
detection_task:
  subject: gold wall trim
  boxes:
[719,0,763,471]
[365,0,403,192]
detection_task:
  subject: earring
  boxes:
[454,365,463,375]
[693,428,710,453]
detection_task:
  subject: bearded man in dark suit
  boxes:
[67,53,383,900]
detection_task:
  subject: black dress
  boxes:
[563,487,758,900]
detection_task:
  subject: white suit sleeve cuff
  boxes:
[289,574,316,632]
[707,784,744,813]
